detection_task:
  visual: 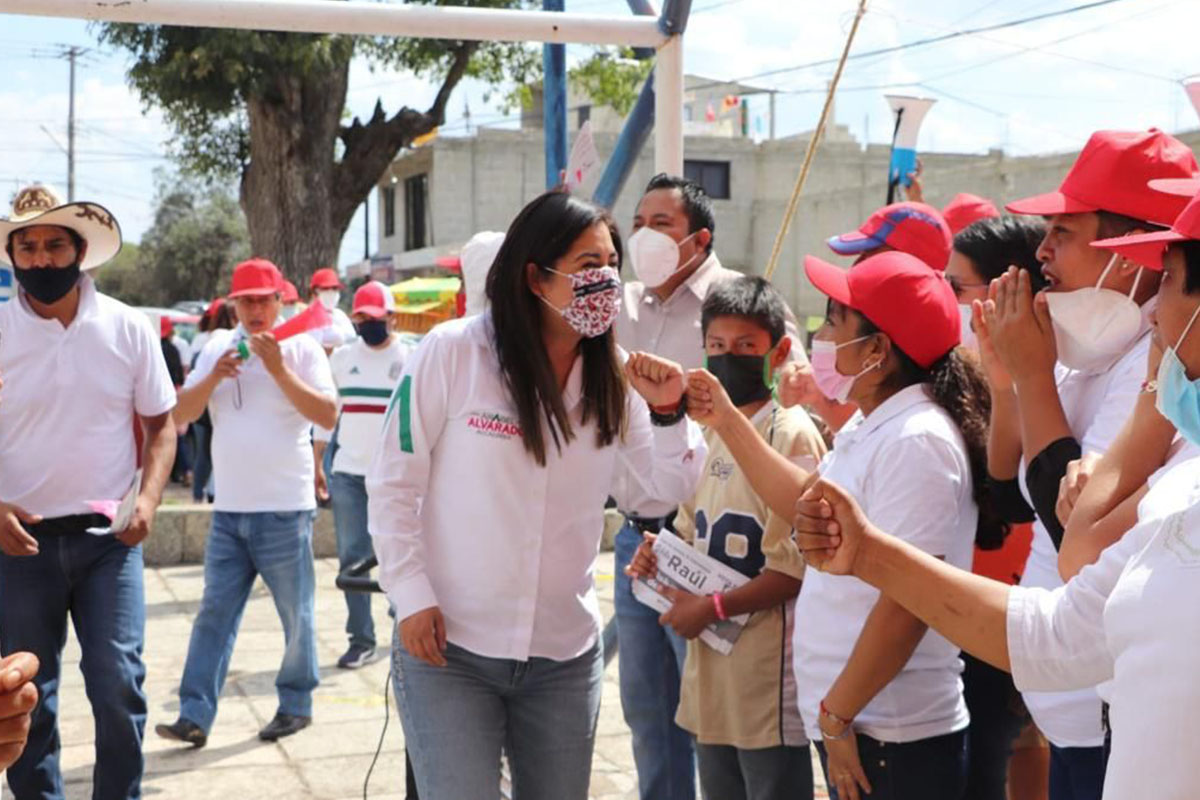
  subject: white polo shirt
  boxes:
[186,326,336,513]
[367,313,707,662]
[0,276,177,518]
[1018,322,1152,748]
[1008,448,1200,799]
[798,383,976,743]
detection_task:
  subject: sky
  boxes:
[2,0,1199,277]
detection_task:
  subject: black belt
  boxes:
[27,514,111,536]
[625,511,677,534]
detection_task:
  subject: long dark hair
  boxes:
[857,314,1006,549]
[485,191,627,467]
[954,216,1048,290]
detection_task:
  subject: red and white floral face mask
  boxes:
[539,266,622,338]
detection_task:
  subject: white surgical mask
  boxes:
[958,304,978,354]
[627,227,702,288]
[1044,254,1144,373]
[317,290,340,311]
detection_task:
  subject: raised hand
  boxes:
[792,477,876,575]
[983,267,1056,383]
[625,352,685,410]
[685,368,737,430]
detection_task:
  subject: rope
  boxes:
[763,0,870,280]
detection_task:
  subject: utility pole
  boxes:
[67,45,77,202]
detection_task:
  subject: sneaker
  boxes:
[155,718,207,748]
[258,712,312,742]
[337,644,379,670]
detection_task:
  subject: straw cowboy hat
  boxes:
[0,184,122,271]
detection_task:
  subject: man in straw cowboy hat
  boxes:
[0,184,178,799]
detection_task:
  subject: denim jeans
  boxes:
[191,422,212,502]
[330,472,376,649]
[1049,744,1107,800]
[178,510,319,731]
[695,742,814,800]
[613,521,694,800]
[0,526,148,800]
[392,637,604,800]
[817,729,968,800]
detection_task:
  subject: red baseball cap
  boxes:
[310,267,344,291]
[805,250,960,369]
[1092,186,1200,271]
[280,279,300,304]
[352,280,396,319]
[1149,177,1200,197]
[942,193,1000,235]
[159,315,174,339]
[827,202,953,270]
[228,258,283,299]
[1006,129,1198,226]
[203,297,225,318]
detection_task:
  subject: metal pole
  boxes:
[67,46,76,202]
[542,0,567,190]
[0,0,666,47]
[363,193,369,260]
[593,67,655,209]
[654,34,683,175]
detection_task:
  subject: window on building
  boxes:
[382,185,396,238]
[577,105,591,128]
[404,174,428,251]
[684,160,731,200]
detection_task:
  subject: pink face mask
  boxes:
[539,266,622,338]
[809,335,878,403]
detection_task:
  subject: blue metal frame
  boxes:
[593,69,655,209]
[543,0,568,190]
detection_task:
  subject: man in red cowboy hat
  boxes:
[0,183,178,798]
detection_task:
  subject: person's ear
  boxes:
[525,262,544,297]
[864,332,890,370]
[771,336,792,370]
[695,228,712,253]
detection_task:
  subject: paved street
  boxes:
[43,552,827,799]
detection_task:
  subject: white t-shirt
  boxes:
[0,277,177,517]
[186,326,336,512]
[308,307,358,350]
[367,313,707,661]
[798,384,976,743]
[323,336,410,476]
[1018,329,1151,747]
[1008,450,1200,799]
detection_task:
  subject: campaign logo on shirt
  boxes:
[709,458,735,482]
[1161,508,1200,567]
[467,411,523,440]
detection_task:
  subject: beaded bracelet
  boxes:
[711,592,728,621]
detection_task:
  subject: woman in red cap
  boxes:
[688,251,997,800]
[791,194,1200,800]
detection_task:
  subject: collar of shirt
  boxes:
[14,273,100,334]
[834,383,930,451]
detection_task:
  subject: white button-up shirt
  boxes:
[367,313,706,661]
[1018,316,1153,748]
[798,384,976,743]
[612,252,807,518]
[1008,447,1200,799]
[0,277,177,517]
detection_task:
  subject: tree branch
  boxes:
[329,41,478,240]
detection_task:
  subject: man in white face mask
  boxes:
[611,173,808,800]
[975,128,1197,800]
[306,267,358,354]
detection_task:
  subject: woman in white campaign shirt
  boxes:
[367,191,705,799]
[791,217,1200,800]
[687,251,1000,800]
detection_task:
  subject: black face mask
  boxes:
[706,352,773,407]
[356,319,391,347]
[15,263,81,305]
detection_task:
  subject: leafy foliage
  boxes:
[568,48,652,116]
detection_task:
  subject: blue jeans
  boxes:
[0,527,148,800]
[178,510,318,731]
[330,472,376,649]
[1049,744,1107,800]
[614,521,694,800]
[392,636,604,800]
[817,729,968,800]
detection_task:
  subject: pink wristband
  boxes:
[711,593,728,621]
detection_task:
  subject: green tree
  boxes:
[98,1,542,284]
[97,173,250,307]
